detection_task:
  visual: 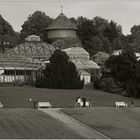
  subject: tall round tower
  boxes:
[46,13,78,43]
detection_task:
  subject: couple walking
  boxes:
[75,97,87,107]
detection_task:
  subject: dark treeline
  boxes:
[0,11,140,57]
[104,48,140,98]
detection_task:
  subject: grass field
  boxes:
[62,107,140,139]
[0,87,140,138]
[0,108,82,139]
[0,86,140,108]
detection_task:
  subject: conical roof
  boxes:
[46,13,78,30]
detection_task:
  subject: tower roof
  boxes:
[46,13,78,30]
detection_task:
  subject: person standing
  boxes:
[75,97,78,107]
[82,97,86,107]
[131,100,134,107]
[76,97,83,107]
[89,99,92,107]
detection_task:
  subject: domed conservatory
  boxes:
[0,12,100,86]
[0,35,55,85]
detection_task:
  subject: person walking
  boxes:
[75,97,83,107]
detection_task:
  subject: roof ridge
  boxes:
[46,13,78,30]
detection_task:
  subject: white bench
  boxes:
[85,101,89,107]
[85,101,92,107]
[37,102,51,108]
[115,102,127,108]
[0,102,3,108]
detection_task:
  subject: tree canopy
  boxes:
[19,11,127,56]
[128,25,140,52]
[75,16,123,56]
[0,15,16,36]
[105,48,137,82]
[104,49,140,97]
[20,11,53,42]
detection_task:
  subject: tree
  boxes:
[131,25,140,36]
[92,16,109,36]
[93,52,109,67]
[105,48,137,92]
[112,38,123,50]
[76,16,122,56]
[35,50,84,89]
[124,62,140,98]
[77,16,96,40]
[0,15,16,36]
[20,11,53,42]
[90,36,103,54]
[104,20,120,43]
[127,25,140,52]
[0,14,19,47]
[103,48,140,97]
[102,37,111,53]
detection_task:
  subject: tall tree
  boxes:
[20,11,53,41]
[92,16,109,36]
[77,16,96,41]
[0,15,15,36]
[35,50,84,89]
[129,25,140,52]
[104,20,120,42]
[105,48,137,83]
[112,38,123,50]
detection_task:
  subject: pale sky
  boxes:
[0,0,140,35]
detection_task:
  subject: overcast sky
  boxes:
[0,0,140,35]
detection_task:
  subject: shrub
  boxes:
[94,78,101,89]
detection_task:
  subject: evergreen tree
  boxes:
[112,38,123,50]
[104,20,119,43]
[36,50,84,89]
[0,14,15,36]
[105,48,137,83]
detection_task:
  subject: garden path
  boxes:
[39,108,109,139]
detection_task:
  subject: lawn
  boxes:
[0,108,82,139]
[62,107,140,139]
[0,86,140,108]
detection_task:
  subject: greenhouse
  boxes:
[0,35,55,85]
[63,47,100,84]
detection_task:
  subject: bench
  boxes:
[37,102,52,108]
[0,102,3,108]
[85,101,90,107]
[85,101,92,107]
[115,102,127,108]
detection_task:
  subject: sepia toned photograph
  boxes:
[0,0,140,139]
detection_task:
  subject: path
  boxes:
[39,108,109,139]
